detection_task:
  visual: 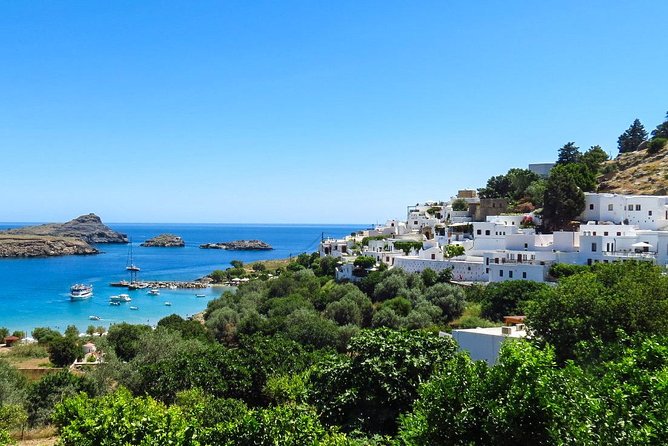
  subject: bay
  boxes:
[0,223,360,334]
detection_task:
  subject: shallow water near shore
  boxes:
[0,223,360,333]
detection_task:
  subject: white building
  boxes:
[581,193,668,230]
[452,324,528,364]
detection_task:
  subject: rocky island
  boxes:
[2,213,128,244]
[0,235,99,257]
[200,240,272,250]
[141,234,185,247]
[0,213,126,257]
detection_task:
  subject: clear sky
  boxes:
[1,1,667,224]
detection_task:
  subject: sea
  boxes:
[0,223,361,334]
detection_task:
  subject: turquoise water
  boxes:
[0,223,360,333]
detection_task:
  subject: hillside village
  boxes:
[322,167,668,284]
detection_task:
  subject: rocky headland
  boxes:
[0,235,99,257]
[200,240,273,250]
[141,234,185,247]
[3,213,128,244]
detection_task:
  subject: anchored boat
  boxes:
[70,284,93,300]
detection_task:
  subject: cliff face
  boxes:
[599,147,668,195]
[3,213,128,244]
[0,235,99,257]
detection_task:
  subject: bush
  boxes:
[648,137,667,154]
[548,263,589,279]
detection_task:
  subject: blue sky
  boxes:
[1,1,666,223]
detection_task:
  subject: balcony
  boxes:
[602,251,656,259]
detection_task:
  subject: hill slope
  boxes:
[599,146,668,195]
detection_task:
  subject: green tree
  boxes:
[479,280,548,321]
[48,336,81,367]
[27,370,97,426]
[477,175,511,199]
[53,388,196,446]
[0,328,8,340]
[651,111,668,139]
[506,168,540,200]
[230,260,244,269]
[556,141,581,165]
[157,314,211,342]
[353,256,376,269]
[525,179,547,207]
[541,164,586,231]
[617,118,648,154]
[527,261,668,362]
[444,244,464,258]
[0,359,27,407]
[106,323,152,362]
[451,198,469,211]
[648,137,667,154]
[308,329,458,435]
[64,325,79,339]
[423,283,465,322]
[31,327,61,345]
[580,145,609,174]
[210,269,228,283]
[252,262,266,272]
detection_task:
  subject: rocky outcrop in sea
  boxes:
[0,235,99,257]
[2,213,128,244]
[141,234,185,247]
[200,240,273,250]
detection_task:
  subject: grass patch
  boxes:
[6,344,48,359]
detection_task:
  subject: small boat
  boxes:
[164,302,172,306]
[148,288,160,296]
[110,301,121,306]
[110,280,131,287]
[126,240,141,272]
[130,306,139,310]
[110,294,132,303]
[195,294,206,298]
[168,284,177,290]
[128,282,149,290]
[89,315,101,321]
[70,284,93,300]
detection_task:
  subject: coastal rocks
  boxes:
[140,234,185,247]
[200,240,273,250]
[3,213,128,244]
[0,235,99,257]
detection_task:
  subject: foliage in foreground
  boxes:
[53,387,373,446]
[398,336,668,445]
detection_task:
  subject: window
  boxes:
[486,268,489,274]
[589,204,594,210]
[486,258,489,265]
[477,229,481,235]
[608,204,614,211]
[636,205,641,211]
[414,221,418,225]
[485,230,490,235]
[649,210,653,216]
[593,232,597,236]
[509,270,514,278]
[604,232,608,236]
[522,272,527,279]
[431,253,436,260]
[499,270,504,277]
[524,243,528,249]
[591,242,597,252]
[628,205,633,211]
[617,232,621,236]
[495,258,499,264]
